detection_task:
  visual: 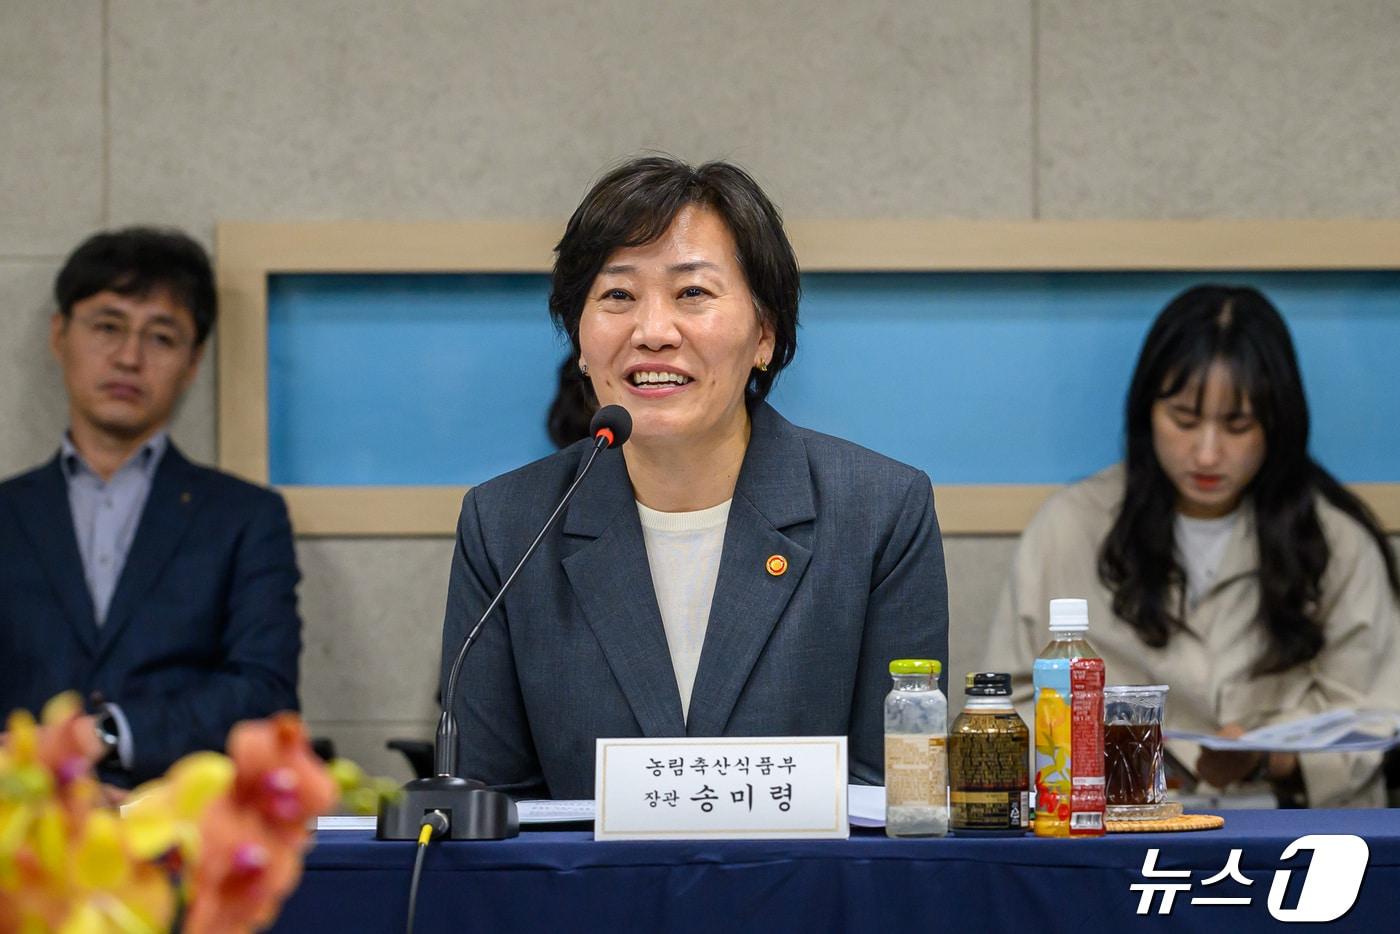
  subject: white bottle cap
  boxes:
[1048,598,1089,632]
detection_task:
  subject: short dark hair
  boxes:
[548,156,800,405]
[54,226,217,346]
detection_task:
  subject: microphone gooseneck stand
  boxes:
[377,406,631,841]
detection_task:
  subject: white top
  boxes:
[1174,509,1240,608]
[636,498,732,723]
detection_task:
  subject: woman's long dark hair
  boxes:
[1098,285,1399,675]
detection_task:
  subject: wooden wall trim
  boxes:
[217,219,1400,535]
[278,484,1400,538]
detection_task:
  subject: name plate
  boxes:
[594,736,848,840]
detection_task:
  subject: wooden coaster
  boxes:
[1106,813,1225,834]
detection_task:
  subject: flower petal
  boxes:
[35,802,68,876]
[74,811,131,891]
[170,754,235,818]
[4,709,38,764]
[40,693,83,729]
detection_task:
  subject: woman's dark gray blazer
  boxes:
[441,403,949,799]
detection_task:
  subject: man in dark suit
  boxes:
[0,227,301,786]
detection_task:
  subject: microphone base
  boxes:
[375,775,520,841]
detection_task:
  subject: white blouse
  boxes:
[636,498,732,722]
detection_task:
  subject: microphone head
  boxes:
[589,405,632,449]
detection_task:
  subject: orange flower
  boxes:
[182,799,302,934]
[35,693,106,782]
[181,714,339,933]
[226,714,337,837]
[5,699,372,934]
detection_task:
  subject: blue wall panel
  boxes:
[266,271,1400,486]
[268,274,565,486]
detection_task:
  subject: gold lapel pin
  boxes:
[766,554,788,577]
[180,492,192,505]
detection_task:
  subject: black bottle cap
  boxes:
[965,672,1012,696]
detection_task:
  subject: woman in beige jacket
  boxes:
[986,285,1400,808]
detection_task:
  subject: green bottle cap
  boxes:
[888,658,942,676]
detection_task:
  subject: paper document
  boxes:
[1166,708,1400,753]
[516,799,595,823]
[847,784,886,828]
[314,793,888,831]
[489,792,882,828]
[316,815,376,830]
[312,801,596,831]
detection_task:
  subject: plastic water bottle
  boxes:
[884,658,948,837]
[1032,598,1105,837]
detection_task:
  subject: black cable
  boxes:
[406,810,449,934]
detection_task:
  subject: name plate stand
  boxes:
[594,736,849,841]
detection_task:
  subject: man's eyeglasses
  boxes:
[73,315,193,359]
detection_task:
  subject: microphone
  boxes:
[378,404,631,841]
[589,403,632,450]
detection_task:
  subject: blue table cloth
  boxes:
[271,810,1400,932]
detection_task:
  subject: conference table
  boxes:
[270,809,1400,932]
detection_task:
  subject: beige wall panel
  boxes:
[943,535,1018,714]
[0,5,104,255]
[108,0,1032,239]
[304,719,434,784]
[0,263,69,477]
[295,537,455,723]
[166,337,217,465]
[1039,1,1400,218]
[0,5,103,257]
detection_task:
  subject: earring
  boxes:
[756,359,769,372]
[579,360,589,376]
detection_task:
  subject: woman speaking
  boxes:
[440,157,948,799]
